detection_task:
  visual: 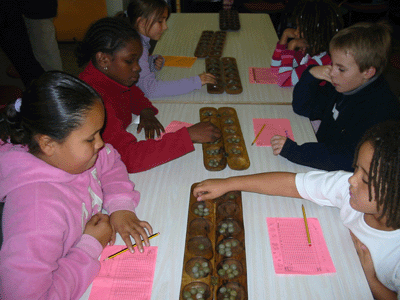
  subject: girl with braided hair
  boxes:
[271,0,343,87]
[76,17,221,173]
[194,120,400,300]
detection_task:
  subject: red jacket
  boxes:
[80,62,194,173]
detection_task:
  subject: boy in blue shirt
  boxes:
[271,21,400,171]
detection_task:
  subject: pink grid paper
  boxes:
[267,218,335,275]
[89,246,158,300]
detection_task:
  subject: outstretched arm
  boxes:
[137,46,202,98]
[193,172,301,201]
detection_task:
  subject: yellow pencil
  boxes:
[302,205,311,246]
[105,232,160,260]
[251,124,266,146]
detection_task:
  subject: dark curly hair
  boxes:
[353,121,400,229]
[292,0,343,56]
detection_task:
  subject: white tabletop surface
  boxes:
[81,103,373,300]
[149,13,294,104]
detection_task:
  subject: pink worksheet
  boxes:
[252,118,294,146]
[89,246,158,300]
[248,67,278,84]
[155,121,193,140]
[266,218,335,275]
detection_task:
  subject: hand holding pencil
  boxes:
[109,210,153,254]
[105,232,160,260]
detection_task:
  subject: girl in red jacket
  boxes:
[76,17,221,173]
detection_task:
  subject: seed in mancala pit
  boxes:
[208,159,219,167]
[230,148,241,154]
[202,111,214,116]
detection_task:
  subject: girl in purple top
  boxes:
[0,72,153,299]
[127,0,216,99]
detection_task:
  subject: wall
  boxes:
[105,0,125,16]
[54,0,127,41]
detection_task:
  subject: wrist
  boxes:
[287,40,297,50]
[225,177,237,192]
[140,108,155,117]
[76,234,104,257]
[279,36,288,45]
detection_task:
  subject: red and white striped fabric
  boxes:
[271,42,331,87]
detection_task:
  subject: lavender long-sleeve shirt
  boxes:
[136,34,202,99]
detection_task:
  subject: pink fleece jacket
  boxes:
[0,143,140,299]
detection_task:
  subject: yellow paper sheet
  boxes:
[163,56,197,68]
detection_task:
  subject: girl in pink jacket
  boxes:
[0,71,153,299]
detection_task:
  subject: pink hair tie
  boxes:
[14,98,22,112]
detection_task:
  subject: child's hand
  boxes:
[287,38,308,52]
[350,231,398,299]
[270,135,287,155]
[110,210,153,253]
[193,179,230,201]
[309,65,332,82]
[349,231,376,279]
[138,108,165,139]
[280,28,299,45]
[199,72,217,85]
[84,213,113,248]
[187,121,221,143]
[154,55,164,71]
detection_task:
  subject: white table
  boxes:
[81,103,373,300]
[150,13,294,104]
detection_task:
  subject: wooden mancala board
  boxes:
[206,57,242,95]
[194,31,227,58]
[200,107,250,171]
[179,184,248,300]
[219,9,240,31]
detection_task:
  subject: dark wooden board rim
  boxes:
[179,184,248,300]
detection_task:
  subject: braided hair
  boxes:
[0,71,101,154]
[75,17,140,67]
[353,121,400,229]
[292,0,343,57]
